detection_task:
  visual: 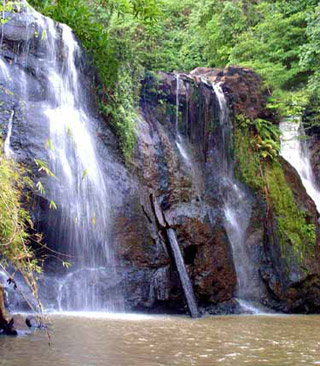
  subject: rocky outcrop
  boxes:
[259,158,320,313]
[190,66,273,121]
[138,68,320,313]
[310,139,320,188]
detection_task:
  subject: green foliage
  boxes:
[234,125,264,192]
[235,114,280,163]
[28,0,155,158]
[99,66,140,158]
[265,161,316,259]
[0,142,42,305]
[182,0,320,117]
[29,0,117,85]
[234,114,315,260]
[34,159,55,178]
[0,1,22,24]
[26,0,320,157]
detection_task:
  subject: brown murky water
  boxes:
[1,313,320,365]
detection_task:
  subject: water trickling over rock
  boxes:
[4,109,14,158]
[211,82,260,305]
[280,118,320,213]
[0,3,123,312]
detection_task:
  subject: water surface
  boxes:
[1,314,320,365]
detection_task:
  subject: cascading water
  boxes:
[280,118,320,213]
[168,73,200,317]
[175,73,191,164]
[0,3,122,312]
[4,109,14,158]
[212,82,261,307]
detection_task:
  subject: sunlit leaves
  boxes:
[0,141,43,310]
[34,159,55,177]
[36,181,45,194]
[45,138,54,151]
[49,200,58,210]
[62,261,72,269]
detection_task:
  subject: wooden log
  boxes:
[0,284,17,335]
[0,284,7,326]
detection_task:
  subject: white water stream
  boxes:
[212,82,261,311]
[0,3,122,311]
[175,73,192,165]
[280,118,320,213]
[4,109,14,158]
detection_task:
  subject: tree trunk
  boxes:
[0,284,17,335]
[0,284,7,326]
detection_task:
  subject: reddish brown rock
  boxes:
[190,66,273,121]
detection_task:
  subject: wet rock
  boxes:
[203,299,242,315]
[190,66,274,121]
[11,314,29,331]
[25,315,45,329]
[258,158,320,313]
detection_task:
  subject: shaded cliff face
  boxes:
[1,7,320,314]
[134,69,320,314]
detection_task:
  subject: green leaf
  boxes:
[81,168,88,181]
[62,261,72,269]
[45,138,54,151]
[34,159,55,177]
[41,29,47,41]
[36,181,46,195]
[49,200,58,210]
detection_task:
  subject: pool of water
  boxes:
[1,313,320,365]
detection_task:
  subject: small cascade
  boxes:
[171,74,200,317]
[212,82,260,307]
[0,3,123,311]
[0,58,10,81]
[223,184,254,300]
[166,229,200,318]
[236,299,272,315]
[175,73,191,165]
[4,109,14,158]
[280,118,320,213]
[211,82,231,171]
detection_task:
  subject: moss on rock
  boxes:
[234,117,316,261]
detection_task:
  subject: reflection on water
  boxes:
[1,314,320,365]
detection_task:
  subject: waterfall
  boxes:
[4,109,14,158]
[175,73,191,164]
[0,4,122,312]
[212,82,260,305]
[166,229,200,318]
[280,118,320,213]
[159,74,200,318]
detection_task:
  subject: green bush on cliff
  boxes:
[28,0,158,159]
[234,117,316,260]
[265,161,316,257]
[99,66,140,159]
[234,127,264,192]
[28,0,320,137]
